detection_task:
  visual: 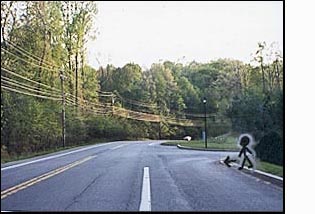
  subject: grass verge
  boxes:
[256,161,283,177]
[162,138,238,150]
[1,138,112,164]
[161,140,283,177]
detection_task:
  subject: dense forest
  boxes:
[1,1,283,164]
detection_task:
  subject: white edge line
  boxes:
[254,169,283,180]
[220,160,283,181]
[139,167,151,211]
[1,142,115,171]
[110,144,125,150]
[230,162,283,180]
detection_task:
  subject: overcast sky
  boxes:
[86,1,283,69]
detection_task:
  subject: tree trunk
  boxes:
[75,51,79,106]
[261,63,266,94]
[38,33,47,80]
[275,60,281,90]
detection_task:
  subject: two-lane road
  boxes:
[1,140,283,211]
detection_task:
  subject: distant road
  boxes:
[1,140,283,211]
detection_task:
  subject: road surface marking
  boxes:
[254,169,283,180]
[1,142,115,171]
[148,143,155,146]
[139,167,151,211]
[220,159,283,181]
[1,156,96,200]
[110,144,125,150]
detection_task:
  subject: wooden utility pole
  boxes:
[60,71,66,148]
[111,94,115,116]
[158,122,162,140]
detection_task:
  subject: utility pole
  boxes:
[159,122,162,140]
[111,94,115,116]
[60,71,66,148]
[203,97,207,148]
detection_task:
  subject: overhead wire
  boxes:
[1,78,62,99]
[1,46,114,115]
[1,47,59,73]
[112,91,159,109]
[65,98,112,116]
[1,85,62,101]
[1,77,203,125]
[4,40,58,68]
[1,45,218,127]
[1,47,72,77]
[3,41,76,87]
[97,90,113,95]
[4,40,72,75]
[1,67,62,93]
[1,67,112,112]
[1,76,61,97]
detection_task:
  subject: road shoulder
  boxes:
[162,142,283,188]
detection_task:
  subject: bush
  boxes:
[255,131,283,166]
[66,116,88,146]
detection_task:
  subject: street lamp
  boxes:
[203,97,207,148]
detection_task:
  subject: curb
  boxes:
[219,160,283,188]
[160,143,178,147]
[173,144,283,188]
[177,144,238,152]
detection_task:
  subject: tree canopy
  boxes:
[1,1,283,165]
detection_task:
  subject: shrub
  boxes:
[255,131,283,166]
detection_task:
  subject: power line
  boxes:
[68,95,112,109]
[1,76,62,97]
[1,47,71,77]
[1,66,207,127]
[1,85,62,101]
[97,90,114,95]
[1,67,62,93]
[112,91,159,109]
[4,40,58,69]
[65,99,112,116]
[112,106,161,122]
[65,97,111,112]
[1,67,106,109]
[7,40,57,68]
[1,47,58,73]
[98,94,114,97]
[1,78,62,99]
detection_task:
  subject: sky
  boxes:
[86,1,283,69]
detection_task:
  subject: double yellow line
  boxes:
[1,156,96,200]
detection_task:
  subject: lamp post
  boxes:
[203,97,207,148]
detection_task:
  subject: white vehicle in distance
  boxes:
[183,136,192,141]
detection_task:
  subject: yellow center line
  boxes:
[1,156,96,200]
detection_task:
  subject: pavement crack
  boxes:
[65,174,102,211]
[125,147,144,210]
[157,154,193,210]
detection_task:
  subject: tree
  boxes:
[82,65,99,102]
[112,63,142,98]
[176,76,200,113]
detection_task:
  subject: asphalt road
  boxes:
[1,140,283,211]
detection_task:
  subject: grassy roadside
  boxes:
[1,138,112,164]
[161,137,239,150]
[161,139,283,177]
[256,161,283,177]
[1,137,155,164]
